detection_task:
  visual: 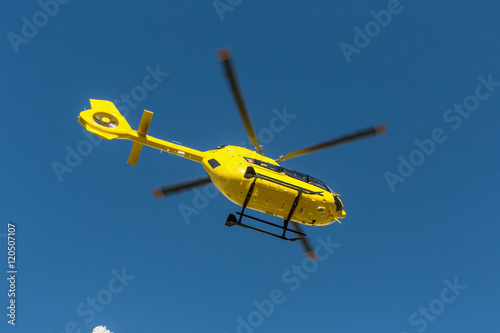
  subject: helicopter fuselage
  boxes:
[201,145,346,226]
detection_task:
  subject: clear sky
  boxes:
[1,1,499,332]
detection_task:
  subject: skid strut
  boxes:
[225,179,306,241]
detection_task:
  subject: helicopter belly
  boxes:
[201,148,343,226]
[247,182,311,222]
[208,166,336,225]
[246,182,336,226]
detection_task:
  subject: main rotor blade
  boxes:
[153,177,212,199]
[218,48,262,155]
[276,124,387,162]
[292,222,317,260]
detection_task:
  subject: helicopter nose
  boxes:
[334,195,343,212]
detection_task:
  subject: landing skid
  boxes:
[225,179,306,242]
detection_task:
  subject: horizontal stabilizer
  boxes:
[127,110,153,166]
[127,142,143,166]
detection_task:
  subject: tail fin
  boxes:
[78,99,130,140]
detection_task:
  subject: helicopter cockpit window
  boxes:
[334,195,343,211]
[282,167,308,182]
[308,176,330,192]
[260,162,280,172]
[245,157,281,172]
[245,157,331,192]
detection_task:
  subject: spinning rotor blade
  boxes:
[218,48,262,155]
[292,222,318,260]
[153,177,212,198]
[276,124,387,162]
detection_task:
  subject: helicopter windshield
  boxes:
[282,167,308,182]
[245,157,332,192]
[308,176,332,192]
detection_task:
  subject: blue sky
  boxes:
[1,1,499,332]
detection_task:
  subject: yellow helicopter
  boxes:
[78,48,386,259]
